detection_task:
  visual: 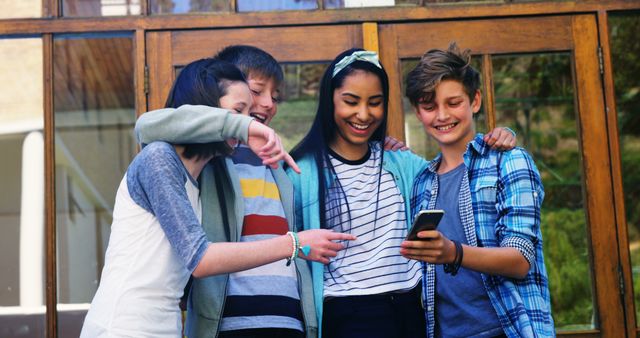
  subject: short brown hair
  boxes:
[405,42,480,107]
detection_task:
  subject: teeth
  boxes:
[250,113,267,123]
[349,122,370,130]
[436,123,456,131]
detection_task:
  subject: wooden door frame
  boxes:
[377,14,628,337]
[146,24,365,111]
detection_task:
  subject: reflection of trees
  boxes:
[611,14,640,242]
[610,13,640,324]
[494,54,581,210]
[494,53,592,328]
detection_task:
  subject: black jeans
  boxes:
[218,328,304,338]
[322,285,426,338]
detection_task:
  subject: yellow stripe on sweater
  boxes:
[239,179,280,200]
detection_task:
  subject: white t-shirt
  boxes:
[80,142,208,338]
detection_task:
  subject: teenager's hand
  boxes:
[383,136,409,152]
[484,127,516,150]
[247,120,300,173]
[400,230,456,264]
[297,229,357,264]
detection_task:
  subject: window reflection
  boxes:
[325,0,419,8]
[492,53,594,331]
[150,0,231,14]
[62,0,141,17]
[238,0,317,12]
[271,63,328,150]
[53,33,136,336]
[0,0,41,18]
[609,12,640,327]
[0,37,45,337]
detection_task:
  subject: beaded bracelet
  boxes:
[285,232,312,266]
[286,231,298,266]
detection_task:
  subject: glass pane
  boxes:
[238,0,317,12]
[325,0,419,9]
[401,56,485,161]
[271,63,328,150]
[493,53,593,331]
[62,0,141,17]
[150,0,231,14]
[609,12,640,327]
[422,0,499,3]
[53,33,136,336]
[0,37,45,337]
[0,0,41,18]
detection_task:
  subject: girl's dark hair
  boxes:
[165,58,247,160]
[290,48,390,250]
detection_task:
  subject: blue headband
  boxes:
[332,50,382,78]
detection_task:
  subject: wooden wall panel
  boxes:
[378,24,404,141]
[171,25,362,65]
[135,29,147,116]
[146,31,173,110]
[392,16,574,58]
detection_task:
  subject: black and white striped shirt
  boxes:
[323,143,422,297]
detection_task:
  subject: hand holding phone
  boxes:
[406,210,444,241]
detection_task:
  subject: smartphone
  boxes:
[406,209,444,240]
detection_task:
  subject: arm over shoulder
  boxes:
[135,104,253,145]
[127,142,209,272]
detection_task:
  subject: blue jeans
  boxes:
[322,285,426,338]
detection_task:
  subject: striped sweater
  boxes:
[220,145,303,332]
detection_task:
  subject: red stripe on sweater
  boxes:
[242,214,289,236]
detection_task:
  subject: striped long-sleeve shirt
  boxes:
[220,145,303,332]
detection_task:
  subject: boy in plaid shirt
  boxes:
[400,43,554,338]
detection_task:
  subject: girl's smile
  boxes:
[330,70,384,160]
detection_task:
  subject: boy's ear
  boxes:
[471,90,482,114]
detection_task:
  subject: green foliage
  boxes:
[610,14,640,137]
[541,208,593,329]
[270,98,317,151]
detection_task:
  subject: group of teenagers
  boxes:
[80,43,554,338]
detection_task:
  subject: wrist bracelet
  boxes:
[286,231,298,266]
[444,240,463,276]
[285,231,312,266]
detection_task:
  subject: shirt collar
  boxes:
[427,133,488,173]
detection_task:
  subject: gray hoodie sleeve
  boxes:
[135,104,253,145]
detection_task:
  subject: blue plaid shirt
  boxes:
[411,134,555,338]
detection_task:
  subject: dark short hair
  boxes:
[164,58,247,160]
[405,42,480,107]
[214,45,283,86]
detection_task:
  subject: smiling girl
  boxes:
[287,49,516,338]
